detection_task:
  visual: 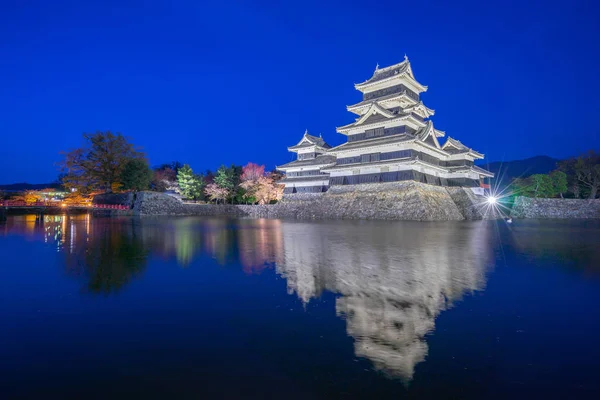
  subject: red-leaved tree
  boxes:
[153,167,179,192]
[240,163,265,182]
[239,162,283,205]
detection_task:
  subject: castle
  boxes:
[277,56,493,195]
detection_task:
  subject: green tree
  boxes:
[530,174,554,198]
[60,131,145,193]
[550,170,568,198]
[214,165,236,203]
[177,165,206,200]
[188,174,206,200]
[121,159,152,191]
[177,164,195,199]
[510,177,534,197]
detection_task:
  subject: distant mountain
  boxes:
[477,155,561,189]
[0,182,62,191]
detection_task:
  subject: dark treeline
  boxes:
[511,150,600,199]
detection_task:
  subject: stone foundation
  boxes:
[122,182,490,221]
[511,197,600,219]
[93,192,134,206]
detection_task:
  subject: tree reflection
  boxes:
[136,217,284,272]
[82,219,149,294]
[236,219,283,274]
[275,220,497,381]
[55,216,149,294]
[506,220,600,274]
[0,215,150,294]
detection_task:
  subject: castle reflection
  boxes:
[1,214,495,379]
[275,221,496,380]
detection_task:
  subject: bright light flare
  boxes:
[486,196,498,205]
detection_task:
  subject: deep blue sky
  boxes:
[1,0,599,183]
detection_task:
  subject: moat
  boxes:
[1,215,599,399]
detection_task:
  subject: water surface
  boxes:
[1,215,599,399]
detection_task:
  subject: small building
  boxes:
[277,131,335,194]
[277,56,493,195]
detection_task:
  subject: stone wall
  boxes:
[511,197,600,219]
[92,192,134,206]
[132,191,249,217]
[127,181,484,221]
[445,187,495,220]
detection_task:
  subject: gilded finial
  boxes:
[404,53,408,61]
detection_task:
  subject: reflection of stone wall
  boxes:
[511,197,600,219]
[276,221,494,380]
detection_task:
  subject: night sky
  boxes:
[1,0,598,183]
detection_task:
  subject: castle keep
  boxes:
[277,56,493,194]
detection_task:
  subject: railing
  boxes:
[93,204,129,210]
[0,200,55,207]
[0,201,129,210]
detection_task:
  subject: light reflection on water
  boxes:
[276,221,495,380]
[1,215,599,398]
[0,215,495,380]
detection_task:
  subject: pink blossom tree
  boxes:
[204,183,230,204]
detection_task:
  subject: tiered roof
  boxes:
[279,56,493,181]
[277,155,336,169]
[328,134,414,153]
[347,90,419,115]
[287,130,331,152]
[403,101,435,119]
[441,137,484,159]
[336,111,425,134]
[354,56,428,94]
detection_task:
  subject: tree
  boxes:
[121,159,152,191]
[214,165,236,203]
[550,170,568,198]
[573,151,600,199]
[510,177,534,197]
[530,174,554,198]
[204,183,230,204]
[239,162,265,204]
[559,151,600,199]
[177,164,195,199]
[254,174,284,204]
[23,190,43,204]
[60,148,95,194]
[177,165,205,200]
[571,183,582,199]
[188,174,205,200]
[60,131,145,193]
[63,192,92,206]
[152,167,178,192]
[240,172,283,205]
[240,162,265,182]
